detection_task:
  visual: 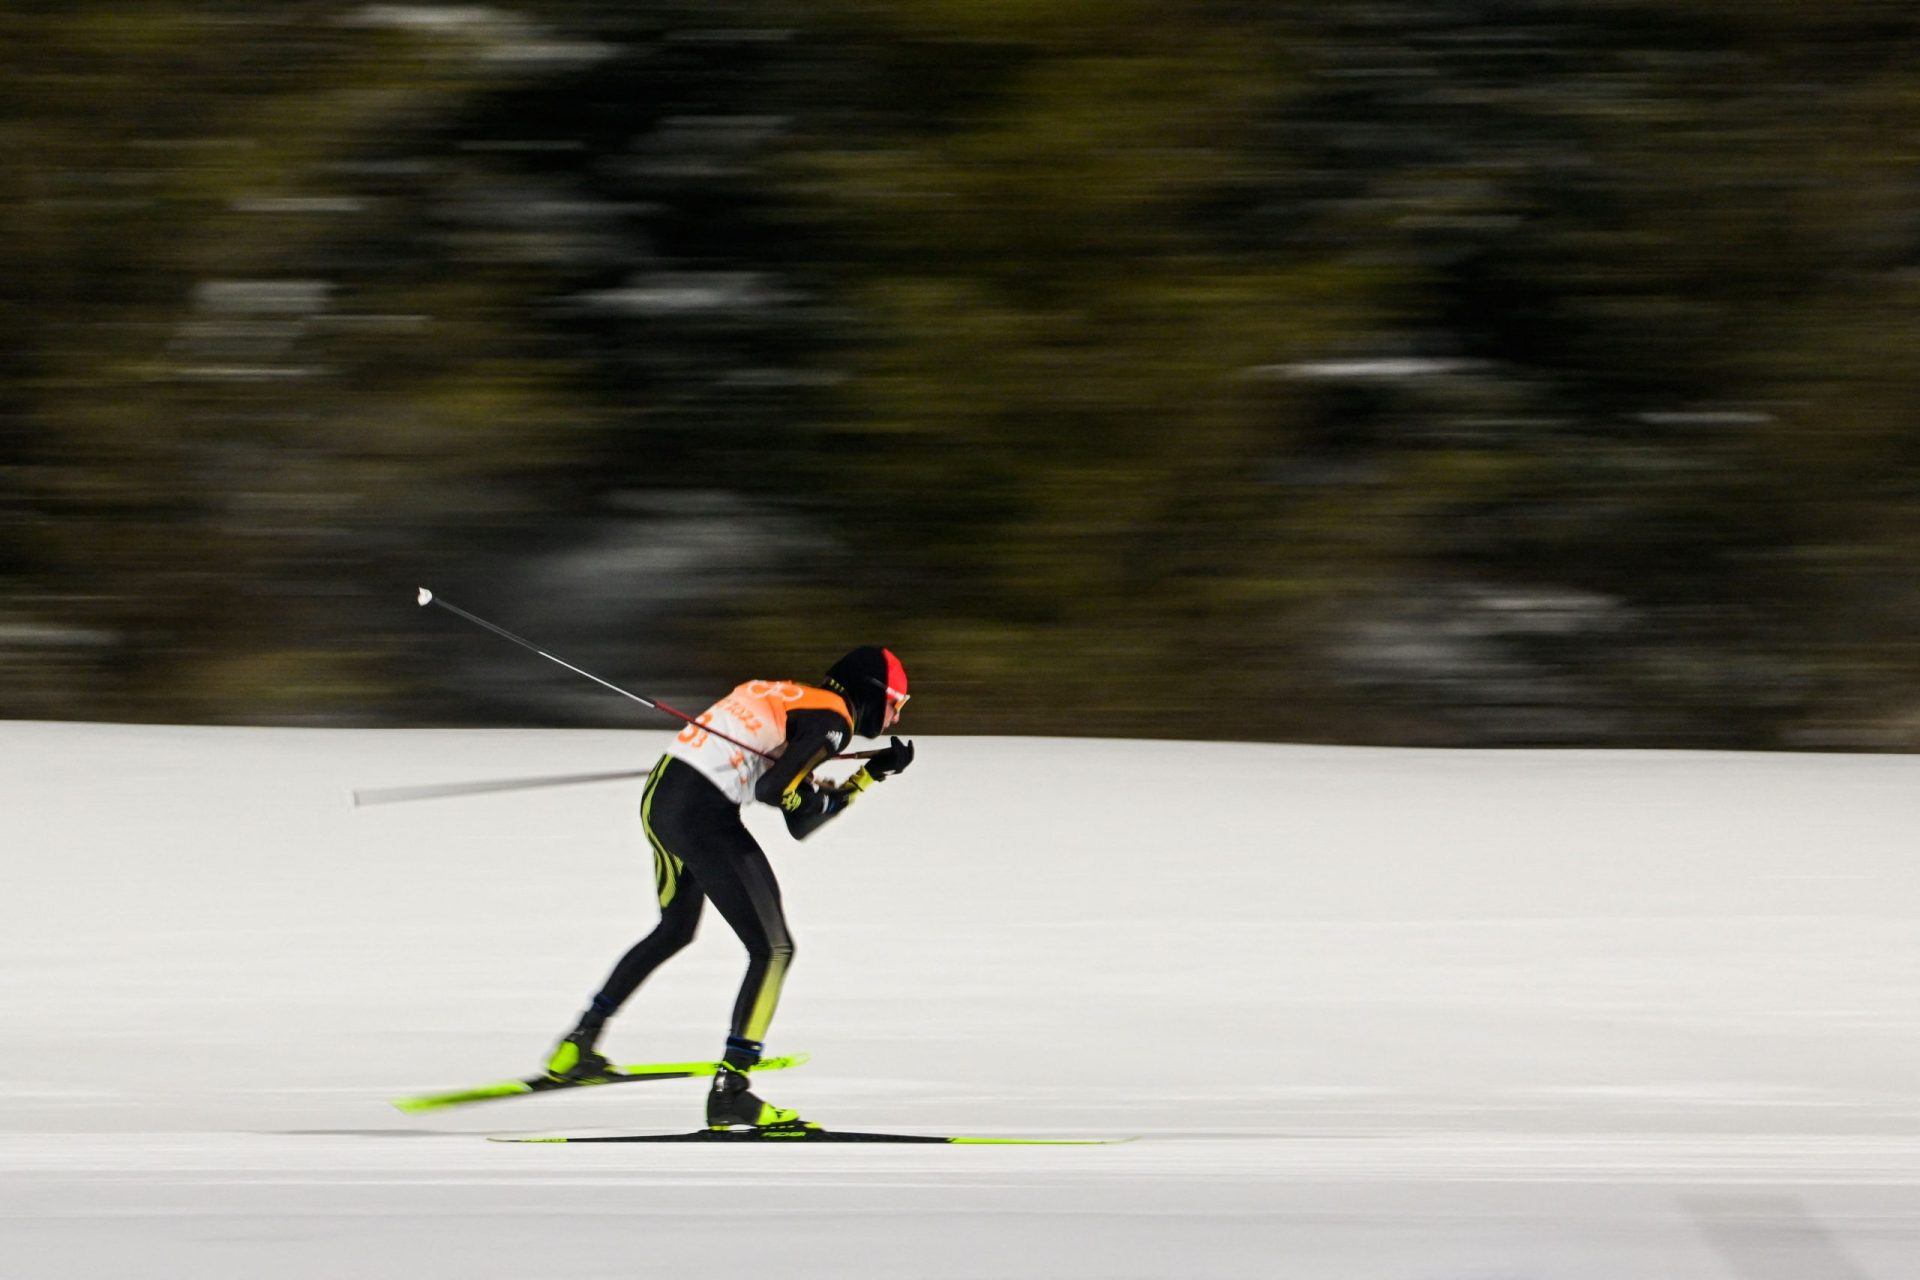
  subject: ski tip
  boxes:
[948,1135,1139,1146]
[416,587,433,606]
[600,1052,808,1078]
[488,1135,568,1143]
[390,1080,533,1113]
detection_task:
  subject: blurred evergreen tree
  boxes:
[1,0,1917,745]
[0,3,606,719]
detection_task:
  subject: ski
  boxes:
[391,1053,808,1114]
[489,1127,1131,1145]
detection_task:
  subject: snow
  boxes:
[2,721,1918,1278]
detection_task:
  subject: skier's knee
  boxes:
[753,934,794,967]
[656,913,700,953]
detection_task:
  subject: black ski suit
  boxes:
[590,682,866,1057]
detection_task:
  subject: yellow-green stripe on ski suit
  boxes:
[640,756,684,908]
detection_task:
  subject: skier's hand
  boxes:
[781,777,851,838]
[864,736,914,780]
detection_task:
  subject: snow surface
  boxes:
[2,721,1918,1278]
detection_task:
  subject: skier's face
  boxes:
[878,649,909,730]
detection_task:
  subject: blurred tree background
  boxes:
[3,0,1919,746]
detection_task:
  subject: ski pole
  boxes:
[354,769,651,807]
[417,586,778,759]
[355,751,887,808]
[415,588,884,764]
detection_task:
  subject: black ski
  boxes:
[490,1127,1129,1145]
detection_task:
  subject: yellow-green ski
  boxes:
[391,1053,808,1114]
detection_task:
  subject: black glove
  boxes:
[864,736,914,780]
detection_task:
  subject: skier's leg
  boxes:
[673,832,805,1127]
[578,850,705,1026]
[546,759,707,1078]
[589,757,802,1124]
[688,840,794,1066]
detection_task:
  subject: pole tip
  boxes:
[416,587,433,606]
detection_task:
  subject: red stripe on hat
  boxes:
[882,649,908,697]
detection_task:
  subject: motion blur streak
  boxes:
[4,6,1920,749]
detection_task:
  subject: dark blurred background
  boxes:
[4,1,1918,747]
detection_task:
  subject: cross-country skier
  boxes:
[542,646,913,1130]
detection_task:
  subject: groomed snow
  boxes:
[2,722,1917,1278]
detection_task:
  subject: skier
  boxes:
[542,645,913,1130]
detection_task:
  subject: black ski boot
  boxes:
[544,1032,615,1083]
[707,1064,809,1130]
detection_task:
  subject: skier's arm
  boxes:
[778,735,914,841]
[777,774,859,840]
[753,709,854,840]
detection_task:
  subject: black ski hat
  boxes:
[825,645,908,738]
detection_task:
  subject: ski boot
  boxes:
[544,1032,616,1084]
[707,1064,812,1130]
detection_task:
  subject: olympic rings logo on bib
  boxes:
[744,680,805,701]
